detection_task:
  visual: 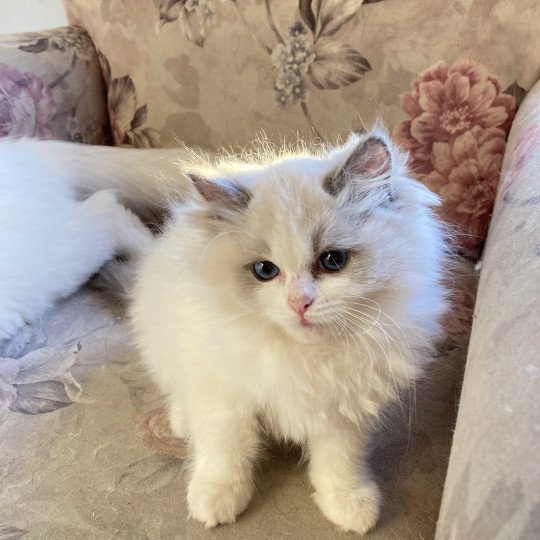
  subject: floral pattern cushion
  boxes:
[0,26,111,144]
[64,0,539,253]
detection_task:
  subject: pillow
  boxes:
[65,0,539,253]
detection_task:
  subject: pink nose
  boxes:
[288,295,313,316]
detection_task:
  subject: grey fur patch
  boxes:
[189,174,251,216]
[324,136,392,199]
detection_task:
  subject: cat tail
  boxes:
[2,137,196,217]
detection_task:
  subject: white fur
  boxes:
[0,139,186,340]
[130,129,450,534]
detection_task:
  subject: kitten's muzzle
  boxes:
[288,294,314,327]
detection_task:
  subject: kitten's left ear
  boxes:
[324,133,393,198]
[188,173,251,220]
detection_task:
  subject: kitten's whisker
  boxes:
[339,308,415,408]
[356,297,413,350]
[339,312,401,401]
[340,310,403,402]
[341,307,411,362]
[371,322,411,419]
[340,305,382,334]
[327,320,349,358]
[348,300,418,429]
[332,318,352,357]
[342,305,416,384]
[334,314,375,398]
[328,316,348,354]
[338,316,361,361]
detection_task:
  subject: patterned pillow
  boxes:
[65,0,539,253]
[0,26,111,144]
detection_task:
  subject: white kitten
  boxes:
[0,139,184,341]
[130,129,450,534]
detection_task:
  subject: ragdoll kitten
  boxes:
[130,128,449,534]
[0,139,183,341]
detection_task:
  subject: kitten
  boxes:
[0,139,184,341]
[130,128,450,534]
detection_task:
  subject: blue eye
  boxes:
[252,260,279,281]
[318,250,349,272]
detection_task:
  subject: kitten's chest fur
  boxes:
[202,319,410,442]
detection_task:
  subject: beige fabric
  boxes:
[64,0,538,149]
[0,26,111,144]
[436,82,540,538]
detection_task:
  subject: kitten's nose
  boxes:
[288,295,313,316]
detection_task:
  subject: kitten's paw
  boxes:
[313,482,381,536]
[187,477,253,528]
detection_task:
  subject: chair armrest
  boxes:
[0,26,111,144]
[436,80,540,538]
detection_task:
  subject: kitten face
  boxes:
[187,130,443,344]
[233,174,397,342]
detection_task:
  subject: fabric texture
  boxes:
[436,80,540,540]
[64,0,539,253]
[0,26,111,144]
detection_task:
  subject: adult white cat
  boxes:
[0,139,183,341]
[130,129,449,534]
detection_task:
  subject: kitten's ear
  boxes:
[324,133,393,198]
[188,173,251,219]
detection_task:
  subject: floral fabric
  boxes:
[65,0,539,253]
[393,59,517,251]
[0,63,56,139]
[0,26,111,144]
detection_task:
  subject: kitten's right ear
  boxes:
[324,132,393,199]
[188,173,251,220]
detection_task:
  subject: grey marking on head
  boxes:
[189,173,251,220]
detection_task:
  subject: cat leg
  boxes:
[186,387,259,528]
[308,422,380,535]
[83,190,154,256]
[57,190,153,298]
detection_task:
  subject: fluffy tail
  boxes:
[0,138,196,216]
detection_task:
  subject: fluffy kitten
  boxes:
[130,128,449,534]
[0,139,184,341]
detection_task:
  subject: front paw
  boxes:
[313,482,381,536]
[187,477,253,528]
